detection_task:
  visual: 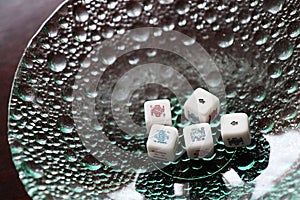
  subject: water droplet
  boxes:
[205,9,217,24]
[146,49,157,57]
[287,21,300,38]
[99,46,117,65]
[58,116,74,134]
[107,0,118,9]
[74,5,89,22]
[73,27,87,42]
[286,81,298,94]
[11,109,23,120]
[21,58,33,69]
[18,85,35,102]
[267,64,282,79]
[84,85,98,98]
[91,30,101,41]
[62,87,74,102]
[101,25,115,39]
[254,30,268,45]
[82,154,102,171]
[130,26,150,42]
[47,53,67,72]
[238,9,251,24]
[35,133,47,147]
[126,1,142,18]
[174,0,190,15]
[158,0,174,5]
[128,55,140,65]
[23,161,44,179]
[205,71,222,87]
[215,30,234,48]
[237,160,256,171]
[273,39,294,61]
[162,16,176,31]
[64,150,77,162]
[44,23,59,38]
[70,183,84,193]
[181,29,196,46]
[91,119,103,131]
[263,0,285,14]
[280,106,297,120]
[260,118,275,133]
[251,86,266,102]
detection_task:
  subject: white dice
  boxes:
[147,124,179,161]
[183,123,214,159]
[184,88,220,123]
[144,99,172,132]
[221,113,251,147]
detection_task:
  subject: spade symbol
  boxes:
[198,98,205,104]
[231,121,238,126]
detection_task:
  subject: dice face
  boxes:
[183,123,214,159]
[144,99,172,132]
[221,113,251,147]
[184,88,220,123]
[147,124,178,161]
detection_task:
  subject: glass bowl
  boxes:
[8,0,300,199]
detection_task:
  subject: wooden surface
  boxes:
[0,0,63,199]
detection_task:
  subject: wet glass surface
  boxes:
[8,0,300,199]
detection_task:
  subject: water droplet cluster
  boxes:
[8,0,299,199]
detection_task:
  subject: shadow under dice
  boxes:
[184,88,220,123]
[147,124,179,161]
[144,99,172,132]
[183,123,214,159]
[221,113,251,147]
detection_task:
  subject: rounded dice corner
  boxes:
[169,126,179,135]
[237,112,249,119]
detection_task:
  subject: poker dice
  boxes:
[144,99,172,132]
[146,124,179,161]
[221,113,251,147]
[144,88,251,163]
[183,123,214,158]
[184,88,220,123]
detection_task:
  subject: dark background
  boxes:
[0,0,63,199]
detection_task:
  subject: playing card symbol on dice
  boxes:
[190,127,206,142]
[150,105,165,117]
[187,111,200,123]
[198,98,205,104]
[227,137,244,146]
[230,121,238,126]
[193,150,200,157]
[154,130,169,144]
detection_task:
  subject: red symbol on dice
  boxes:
[150,105,165,117]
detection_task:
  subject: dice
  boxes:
[144,99,172,132]
[183,123,214,159]
[184,88,220,123]
[221,113,251,147]
[147,124,179,161]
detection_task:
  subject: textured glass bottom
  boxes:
[8,0,300,199]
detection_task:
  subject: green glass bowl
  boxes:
[8,0,300,199]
